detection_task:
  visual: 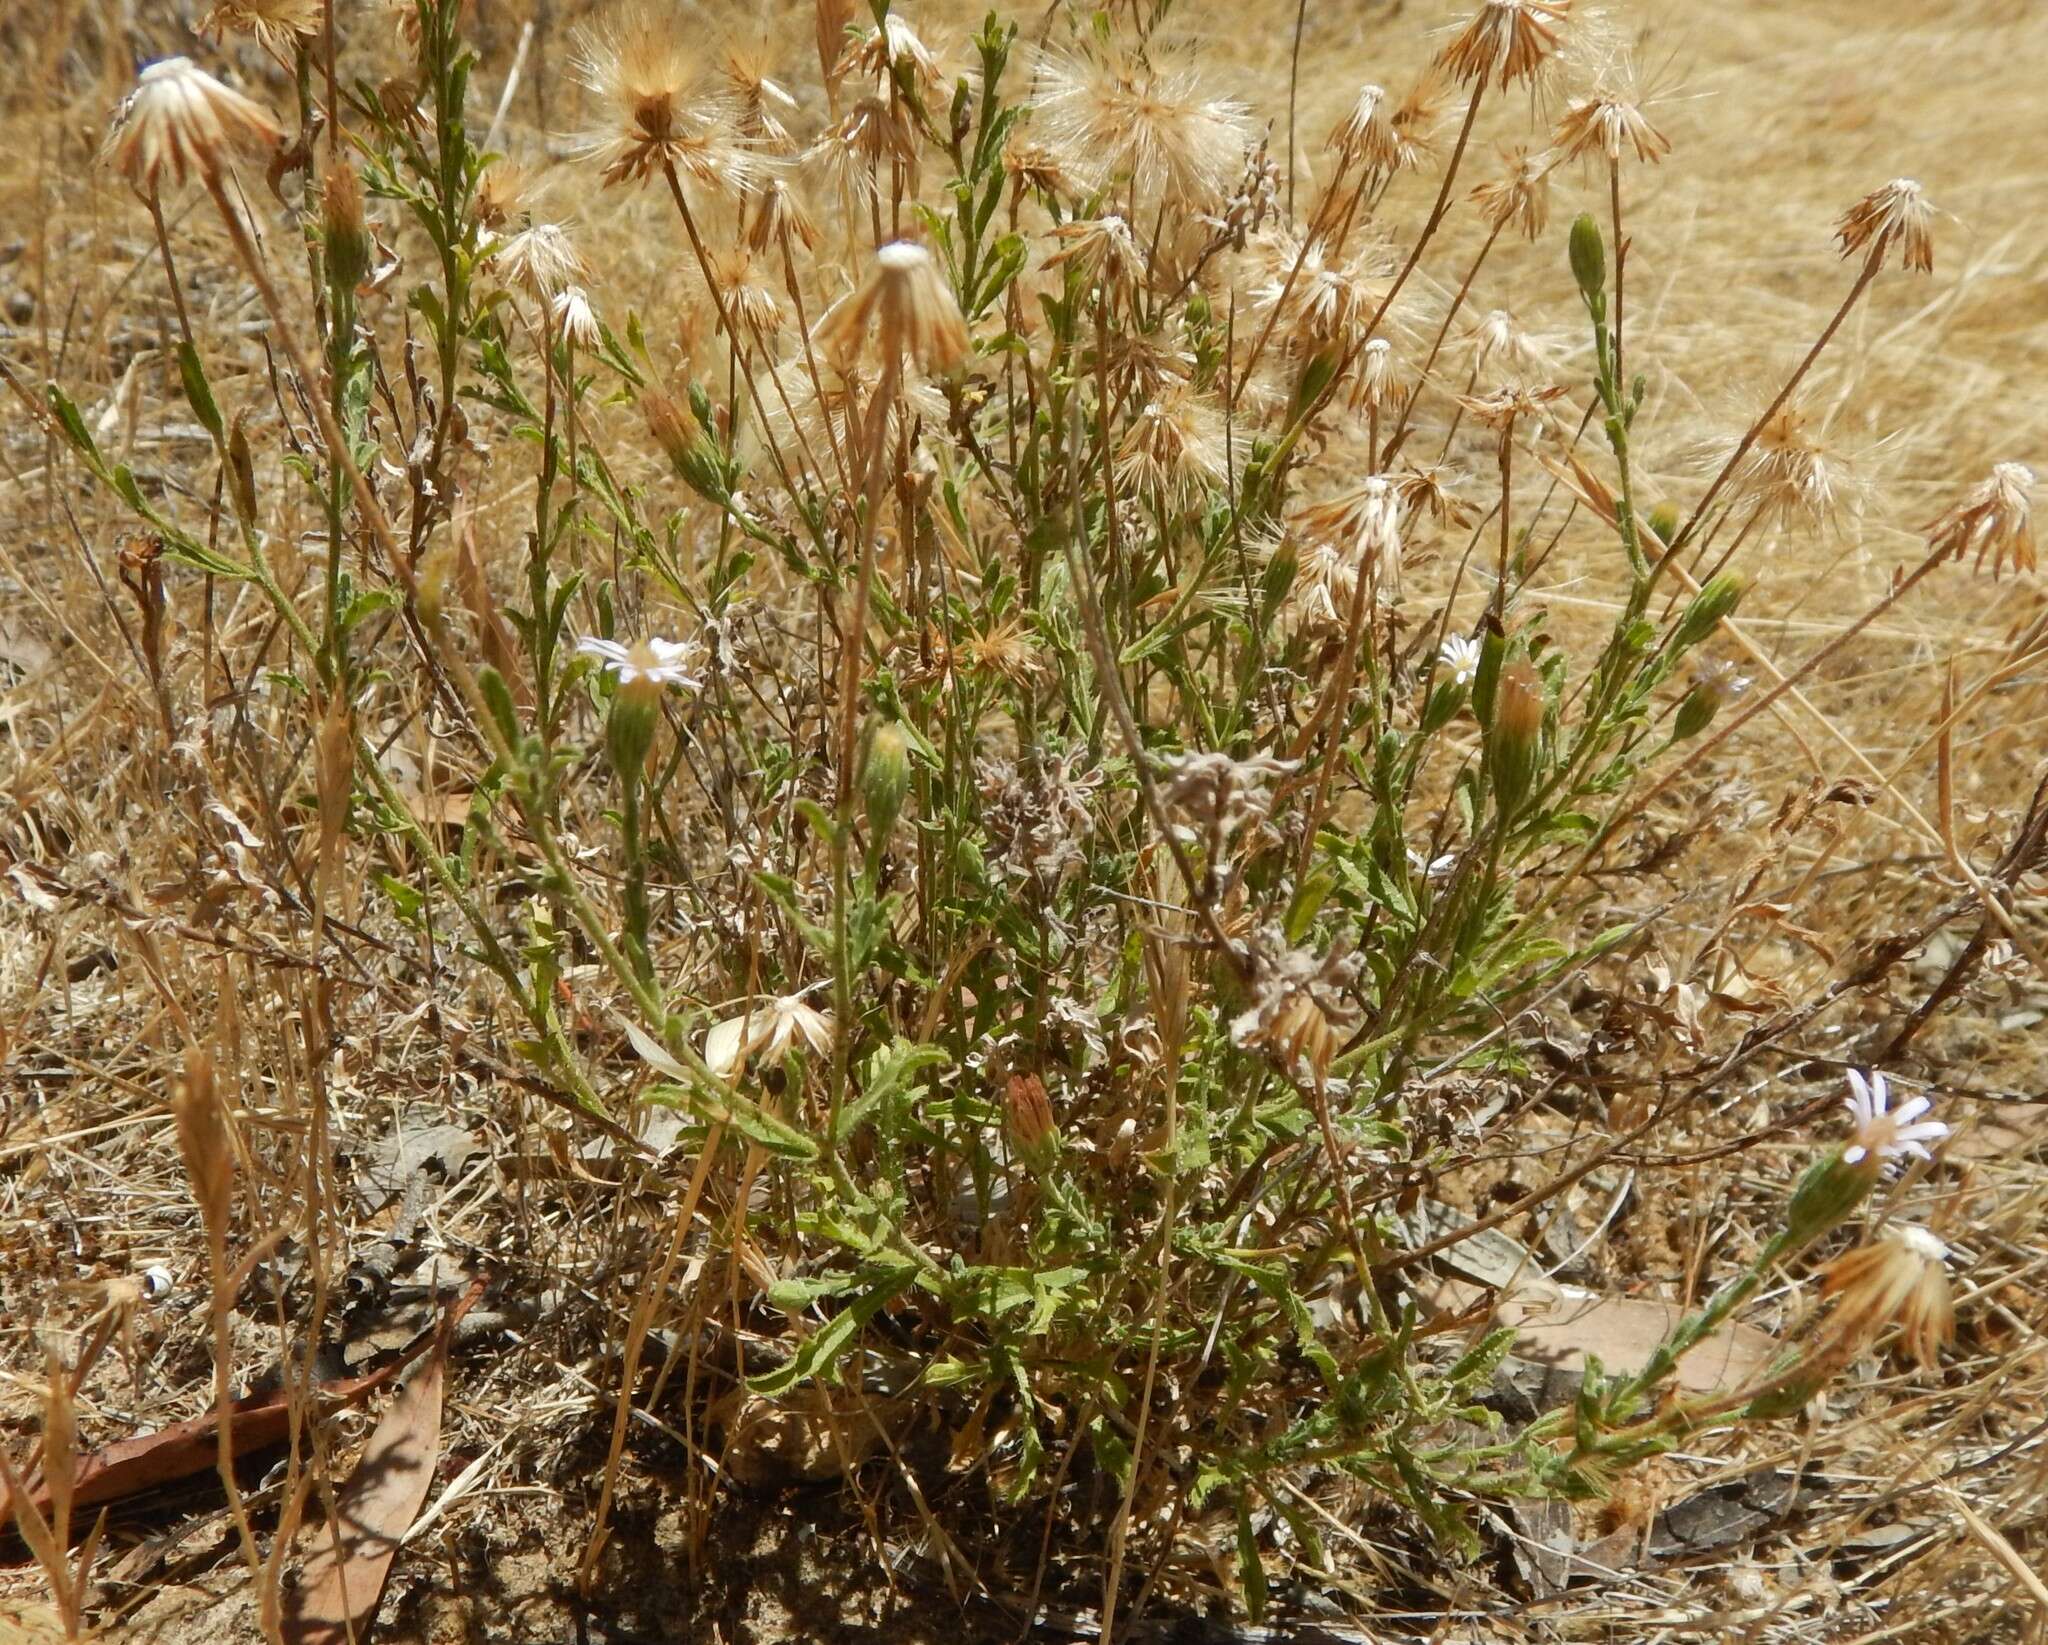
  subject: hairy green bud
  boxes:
[1569,213,1606,301]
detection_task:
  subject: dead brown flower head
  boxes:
[1438,0,1572,92]
[201,0,319,51]
[1822,1225,1954,1371]
[1836,177,1935,275]
[1470,143,1554,240]
[1926,461,2035,579]
[814,240,969,374]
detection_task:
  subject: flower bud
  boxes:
[1673,658,1748,740]
[1569,212,1606,301]
[641,387,693,472]
[1487,660,1544,817]
[416,537,456,630]
[605,679,661,786]
[1005,1072,1059,1173]
[859,717,912,849]
[1784,1149,1874,1247]
[1645,503,1680,550]
[322,163,372,295]
[1672,571,1744,651]
[227,411,259,527]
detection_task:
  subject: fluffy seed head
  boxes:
[493,222,590,298]
[748,178,820,255]
[575,6,756,192]
[551,287,602,347]
[1470,143,1554,240]
[1030,45,1253,202]
[1836,178,1935,275]
[1116,384,1229,505]
[1552,54,1671,167]
[101,57,285,193]
[1723,403,1862,535]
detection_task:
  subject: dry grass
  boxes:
[2,1,2046,1642]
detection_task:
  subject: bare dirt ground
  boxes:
[3,1,2046,1641]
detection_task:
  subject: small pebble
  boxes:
[4,290,32,324]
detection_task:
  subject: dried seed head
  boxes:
[1390,67,1454,171]
[747,178,819,255]
[201,0,320,50]
[1030,45,1252,202]
[493,222,590,298]
[1926,461,2035,579]
[813,240,969,374]
[1836,177,1935,275]
[814,0,859,85]
[1722,403,1862,535]
[1438,0,1572,92]
[102,57,285,193]
[575,5,756,192]
[1043,213,1145,290]
[1458,381,1567,436]
[852,14,944,93]
[1002,138,1080,201]
[1822,1225,1954,1370]
[958,616,1045,686]
[1466,307,1558,381]
[551,286,602,347]
[1470,143,1555,239]
[1348,336,1400,414]
[1117,384,1228,504]
[1230,928,1363,1091]
[723,39,801,149]
[704,243,787,340]
[1295,475,1404,575]
[1248,229,1401,355]
[769,349,949,462]
[473,159,535,232]
[1392,461,1474,526]
[1552,54,1670,166]
[805,94,922,201]
[1327,83,1400,176]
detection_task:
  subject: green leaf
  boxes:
[643,1081,819,1161]
[749,1272,908,1396]
[1236,1498,1268,1621]
[175,342,224,441]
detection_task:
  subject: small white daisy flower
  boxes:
[1439,634,1483,687]
[576,634,703,691]
[1842,1069,1948,1168]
